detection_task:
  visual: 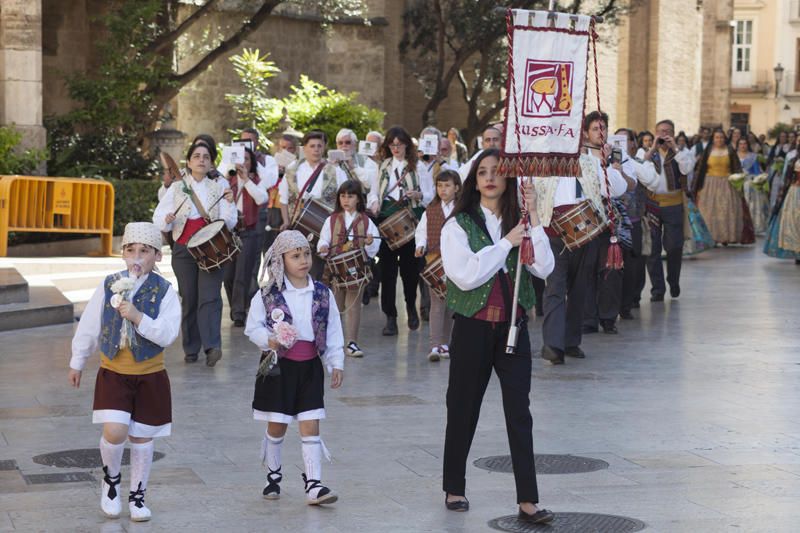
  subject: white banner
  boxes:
[500,10,592,177]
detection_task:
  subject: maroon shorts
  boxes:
[92,368,172,438]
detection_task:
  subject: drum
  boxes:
[327,248,371,289]
[549,200,608,251]
[378,207,417,250]
[420,252,447,300]
[291,199,332,242]
[186,220,241,272]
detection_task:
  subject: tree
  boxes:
[400,0,635,148]
[226,56,384,147]
[59,0,366,143]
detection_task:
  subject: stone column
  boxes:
[699,0,733,128]
[0,0,46,152]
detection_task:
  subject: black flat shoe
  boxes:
[650,294,664,302]
[382,317,398,336]
[619,310,634,320]
[564,346,586,359]
[600,320,618,334]
[407,309,420,331]
[517,508,555,524]
[670,285,680,298]
[445,496,469,512]
[184,353,198,363]
[540,345,565,365]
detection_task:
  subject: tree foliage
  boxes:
[0,126,46,175]
[48,0,366,179]
[400,0,635,147]
[226,49,384,146]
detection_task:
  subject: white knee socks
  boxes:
[301,436,323,496]
[263,432,284,472]
[99,437,125,477]
[129,440,154,494]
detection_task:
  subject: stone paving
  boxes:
[0,244,799,532]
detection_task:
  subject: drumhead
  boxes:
[187,220,225,246]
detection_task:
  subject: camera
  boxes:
[228,169,237,177]
[657,138,666,145]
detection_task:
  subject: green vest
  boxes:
[446,211,537,318]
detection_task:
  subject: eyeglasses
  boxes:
[389,143,405,149]
[338,140,353,145]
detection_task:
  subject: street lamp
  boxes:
[774,63,785,98]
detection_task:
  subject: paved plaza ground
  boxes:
[0,243,799,532]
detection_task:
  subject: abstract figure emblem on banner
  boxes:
[524,61,573,117]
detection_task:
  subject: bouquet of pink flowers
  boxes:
[257,309,300,378]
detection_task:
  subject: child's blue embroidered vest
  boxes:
[99,271,171,362]
[260,281,330,356]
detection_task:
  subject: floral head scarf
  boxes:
[259,230,311,291]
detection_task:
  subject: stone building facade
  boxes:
[3,0,734,154]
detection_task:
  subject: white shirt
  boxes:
[317,211,381,258]
[152,177,238,231]
[233,176,269,212]
[70,273,181,371]
[639,147,695,194]
[458,150,483,182]
[414,200,454,251]
[217,154,279,190]
[278,160,348,205]
[367,158,426,207]
[552,155,627,207]
[441,204,555,291]
[245,276,345,373]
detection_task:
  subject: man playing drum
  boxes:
[534,111,628,365]
[279,130,349,279]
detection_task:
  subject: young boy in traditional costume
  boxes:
[245,230,345,505]
[68,222,181,522]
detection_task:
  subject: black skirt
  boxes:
[252,354,325,419]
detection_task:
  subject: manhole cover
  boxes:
[32,449,165,469]
[0,459,18,471]
[23,472,95,485]
[488,512,646,532]
[474,454,609,475]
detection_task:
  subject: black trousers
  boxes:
[443,315,539,503]
[378,239,419,317]
[646,203,683,297]
[584,231,622,326]
[621,220,646,314]
[542,236,597,351]
[223,227,260,321]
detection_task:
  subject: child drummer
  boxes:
[415,169,460,361]
[68,222,181,522]
[318,181,380,357]
[244,230,345,505]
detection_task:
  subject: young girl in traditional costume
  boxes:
[68,222,181,522]
[318,181,380,357]
[245,230,345,505]
[439,149,555,524]
[415,169,460,361]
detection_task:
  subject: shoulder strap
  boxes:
[186,180,211,221]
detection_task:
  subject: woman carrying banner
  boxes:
[440,148,554,523]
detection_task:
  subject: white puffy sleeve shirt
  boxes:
[245,276,345,373]
[70,274,181,371]
[440,205,554,291]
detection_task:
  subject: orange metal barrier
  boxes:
[0,175,114,256]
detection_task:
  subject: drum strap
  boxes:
[382,166,410,205]
[465,209,513,316]
[293,161,328,218]
[186,181,211,222]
